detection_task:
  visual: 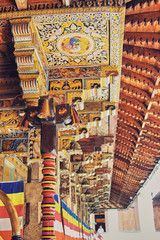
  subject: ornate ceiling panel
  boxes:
[34,13,109,67]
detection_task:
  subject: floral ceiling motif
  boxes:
[34,12,109,67]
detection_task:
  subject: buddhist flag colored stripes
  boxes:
[83,221,89,240]
[0,181,24,240]
[67,207,74,239]
[72,212,79,240]
[62,200,70,240]
[53,193,100,240]
[54,194,65,240]
[79,218,83,240]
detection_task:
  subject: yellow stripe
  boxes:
[76,221,79,228]
[42,227,54,230]
[42,204,55,207]
[42,181,56,183]
[42,236,55,239]
[55,203,60,213]
[62,209,68,219]
[68,214,72,224]
[42,189,55,192]
[0,192,24,206]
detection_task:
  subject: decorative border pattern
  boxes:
[1,6,125,18]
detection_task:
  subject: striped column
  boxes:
[41,153,56,239]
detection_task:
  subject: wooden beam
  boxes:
[15,0,27,10]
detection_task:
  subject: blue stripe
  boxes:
[68,208,72,216]
[54,193,59,203]
[0,181,24,194]
[62,200,68,211]
[73,212,76,220]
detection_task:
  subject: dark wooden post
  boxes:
[38,96,57,239]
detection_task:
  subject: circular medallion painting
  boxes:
[57,33,94,56]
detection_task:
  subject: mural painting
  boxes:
[49,79,82,91]
[0,154,27,182]
[48,66,101,80]
[1,139,28,152]
[28,129,41,160]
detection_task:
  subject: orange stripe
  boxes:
[55,231,65,240]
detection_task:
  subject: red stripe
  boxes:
[43,153,57,158]
[18,25,21,34]
[24,24,26,34]
[63,217,69,228]
[74,225,79,232]
[55,211,61,222]
[0,229,23,239]
[0,204,23,218]
[0,230,12,239]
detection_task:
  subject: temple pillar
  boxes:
[41,153,56,240]
[37,96,57,240]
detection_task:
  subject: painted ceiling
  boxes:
[0,0,160,212]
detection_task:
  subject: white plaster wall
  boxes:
[101,164,160,240]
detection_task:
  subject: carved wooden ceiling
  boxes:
[110,0,160,208]
[0,0,160,212]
